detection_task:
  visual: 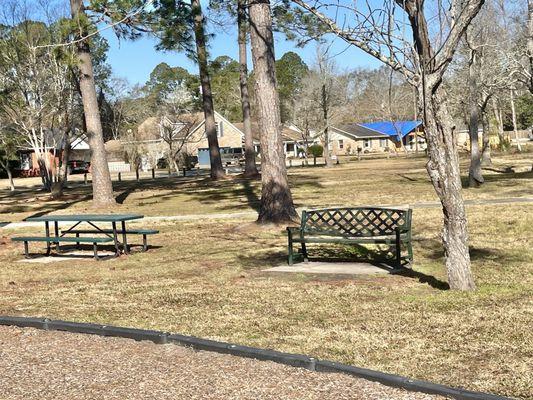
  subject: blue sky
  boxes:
[102,27,383,86]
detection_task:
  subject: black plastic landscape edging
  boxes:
[0,316,512,400]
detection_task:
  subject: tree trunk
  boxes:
[481,108,492,166]
[36,154,53,192]
[249,0,297,223]
[421,81,476,290]
[527,0,533,94]
[52,130,71,199]
[0,160,15,191]
[7,166,14,192]
[492,99,505,147]
[70,0,115,206]
[510,89,522,152]
[238,0,259,178]
[191,0,225,180]
[322,84,333,167]
[171,158,180,173]
[467,49,483,187]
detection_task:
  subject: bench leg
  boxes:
[301,243,309,263]
[24,241,30,259]
[142,234,148,252]
[395,236,402,269]
[287,232,294,265]
[76,233,80,249]
[407,241,413,266]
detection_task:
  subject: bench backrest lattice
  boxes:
[301,207,412,237]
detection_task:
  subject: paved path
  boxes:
[0,326,444,400]
[1,196,532,230]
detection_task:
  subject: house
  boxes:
[359,121,425,151]
[133,111,313,169]
[328,124,394,155]
[17,132,91,177]
[232,121,312,159]
[134,111,246,169]
[325,121,425,156]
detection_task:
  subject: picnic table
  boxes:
[12,214,158,260]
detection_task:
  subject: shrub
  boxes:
[307,144,324,157]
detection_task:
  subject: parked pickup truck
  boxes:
[67,160,90,174]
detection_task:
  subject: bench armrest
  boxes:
[287,226,304,241]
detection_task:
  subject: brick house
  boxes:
[17,133,91,177]
[328,121,425,155]
[133,111,313,169]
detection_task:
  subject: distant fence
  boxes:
[108,162,131,172]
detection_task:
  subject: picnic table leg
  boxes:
[121,221,129,254]
[93,242,99,260]
[24,241,30,258]
[54,221,60,252]
[142,234,148,252]
[44,221,51,256]
[112,222,121,256]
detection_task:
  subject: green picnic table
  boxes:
[11,214,158,260]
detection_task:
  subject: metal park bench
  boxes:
[11,214,158,260]
[286,207,413,268]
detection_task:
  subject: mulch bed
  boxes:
[0,326,446,399]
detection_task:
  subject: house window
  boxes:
[216,121,223,137]
[380,138,388,148]
[338,139,344,149]
[20,153,32,170]
[363,139,372,148]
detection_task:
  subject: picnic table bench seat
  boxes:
[11,236,114,259]
[287,207,413,268]
[64,229,159,251]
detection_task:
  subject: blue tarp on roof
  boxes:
[359,121,422,138]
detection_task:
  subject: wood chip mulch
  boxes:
[0,326,447,399]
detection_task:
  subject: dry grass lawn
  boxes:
[0,152,532,399]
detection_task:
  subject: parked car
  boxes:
[67,160,90,174]
[221,147,245,166]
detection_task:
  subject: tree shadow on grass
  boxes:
[461,170,532,189]
[421,237,506,262]
[111,172,324,214]
[392,268,450,290]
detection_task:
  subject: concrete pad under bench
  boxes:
[264,261,393,275]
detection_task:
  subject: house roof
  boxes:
[359,121,423,138]
[137,113,204,141]
[232,122,305,143]
[20,130,89,151]
[331,124,388,139]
